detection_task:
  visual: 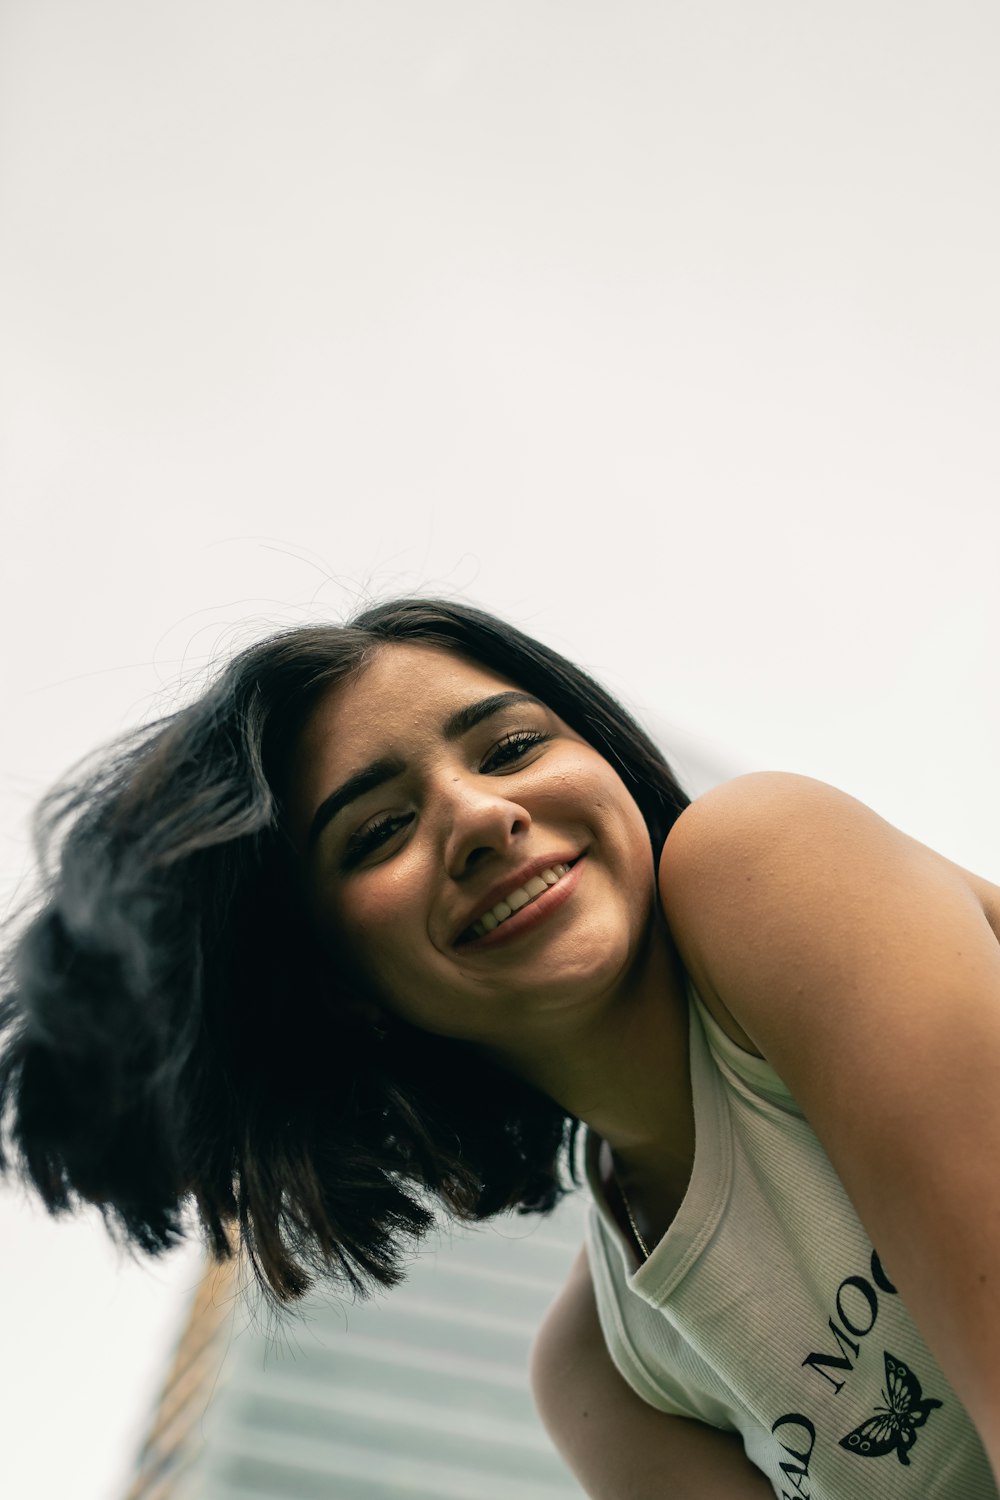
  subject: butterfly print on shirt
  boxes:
[839,1350,943,1466]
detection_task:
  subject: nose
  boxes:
[441,773,532,880]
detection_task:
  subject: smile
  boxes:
[468,863,573,938]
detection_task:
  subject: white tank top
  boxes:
[584,987,997,1498]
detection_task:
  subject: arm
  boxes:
[530,1245,775,1499]
[659,772,1000,1480]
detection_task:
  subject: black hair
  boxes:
[0,598,689,1305]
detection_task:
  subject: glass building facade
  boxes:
[127,1190,588,1499]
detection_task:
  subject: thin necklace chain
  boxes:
[617,1175,650,1262]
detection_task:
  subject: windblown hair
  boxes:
[0,598,689,1306]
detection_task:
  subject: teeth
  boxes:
[468,864,571,939]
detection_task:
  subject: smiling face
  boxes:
[285,642,665,1057]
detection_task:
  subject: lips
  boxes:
[453,853,581,946]
[468,862,572,937]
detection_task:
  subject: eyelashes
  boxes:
[342,728,550,867]
[480,728,548,772]
[343,811,414,865]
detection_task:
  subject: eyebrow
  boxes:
[306,690,546,850]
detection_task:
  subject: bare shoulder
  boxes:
[529,1244,629,1493]
[529,1244,602,1407]
[658,776,1000,1452]
[530,1241,675,1443]
[662,770,893,874]
[660,770,998,957]
[530,1245,772,1498]
[657,774,873,1044]
[660,773,885,932]
[658,771,1000,1047]
[661,766,993,867]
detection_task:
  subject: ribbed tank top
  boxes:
[584,987,997,1498]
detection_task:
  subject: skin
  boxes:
[285,641,696,1221]
[659,772,1000,1479]
[286,642,1000,1479]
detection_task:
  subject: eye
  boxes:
[481,729,549,773]
[342,812,413,867]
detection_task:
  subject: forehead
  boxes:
[287,642,536,813]
[326,641,528,738]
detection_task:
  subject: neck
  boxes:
[485,907,695,1186]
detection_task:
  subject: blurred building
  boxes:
[126,1191,587,1500]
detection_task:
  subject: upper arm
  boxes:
[659,771,1000,1457]
[529,1245,772,1499]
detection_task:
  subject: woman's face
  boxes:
[286,643,661,1053]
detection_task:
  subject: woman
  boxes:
[1,597,997,1498]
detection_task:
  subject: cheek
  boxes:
[328,871,427,985]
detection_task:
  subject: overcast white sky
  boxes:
[3,2,999,1496]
